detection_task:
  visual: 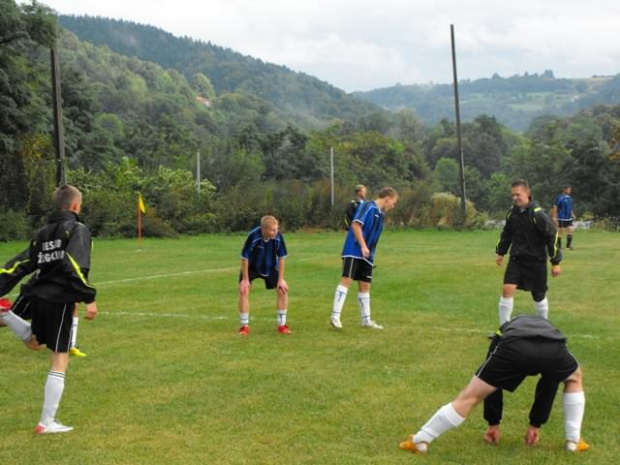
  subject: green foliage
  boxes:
[0,208,29,242]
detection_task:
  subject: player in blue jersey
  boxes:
[552,185,576,250]
[330,187,398,330]
[238,215,290,336]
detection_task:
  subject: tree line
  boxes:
[1,1,619,241]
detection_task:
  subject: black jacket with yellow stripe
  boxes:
[0,211,96,304]
[496,201,562,265]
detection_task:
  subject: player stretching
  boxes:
[330,187,398,330]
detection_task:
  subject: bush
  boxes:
[0,209,30,242]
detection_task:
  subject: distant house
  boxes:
[196,96,211,108]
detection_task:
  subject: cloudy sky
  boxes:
[34,0,620,92]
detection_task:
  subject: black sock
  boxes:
[558,237,562,249]
[567,235,573,248]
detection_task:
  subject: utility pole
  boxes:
[51,45,66,186]
[196,151,201,193]
[330,147,335,207]
[450,24,467,225]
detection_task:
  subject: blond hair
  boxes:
[260,215,278,228]
[53,185,82,211]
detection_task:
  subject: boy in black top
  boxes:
[343,184,366,230]
[495,179,561,325]
[399,315,588,454]
[0,185,98,434]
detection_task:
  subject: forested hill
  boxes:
[57,15,383,128]
[355,72,620,131]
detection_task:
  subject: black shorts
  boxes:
[240,268,279,290]
[476,339,578,392]
[11,293,32,320]
[341,257,373,283]
[504,257,547,293]
[558,220,573,229]
[31,297,74,353]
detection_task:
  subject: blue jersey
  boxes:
[341,200,384,264]
[553,194,573,221]
[241,227,288,276]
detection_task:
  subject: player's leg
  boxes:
[238,273,251,335]
[563,368,588,451]
[0,298,40,348]
[273,271,290,334]
[557,227,564,249]
[532,291,548,319]
[331,258,354,329]
[566,224,575,249]
[35,302,74,434]
[400,376,496,454]
[69,304,86,357]
[499,284,516,325]
[357,280,381,329]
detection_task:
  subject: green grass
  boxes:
[1,230,619,464]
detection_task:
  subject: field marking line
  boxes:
[95,254,333,287]
[96,311,604,340]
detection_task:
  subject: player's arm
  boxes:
[351,221,369,258]
[495,211,512,264]
[63,225,97,303]
[534,209,562,270]
[0,248,35,296]
[528,376,560,430]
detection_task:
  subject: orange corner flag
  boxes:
[138,194,146,214]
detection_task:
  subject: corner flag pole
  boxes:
[137,194,146,248]
[450,24,467,226]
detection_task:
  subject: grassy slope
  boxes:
[1,230,618,464]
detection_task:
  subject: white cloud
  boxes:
[30,0,620,91]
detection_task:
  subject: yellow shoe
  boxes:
[399,436,428,454]
[69,347,87,357]
[566,439,590,452]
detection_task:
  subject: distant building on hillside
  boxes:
[196,96,211,108]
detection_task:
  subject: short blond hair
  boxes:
[260,215,278,228]
[377,187,398,199]
[53,185,82,211]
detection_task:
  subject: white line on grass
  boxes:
[97,311,604,339]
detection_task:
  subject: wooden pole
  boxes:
[450,24,467,225]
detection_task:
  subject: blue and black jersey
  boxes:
[341,200,384,265]
[553,194,573,221]
[241,227,288,277]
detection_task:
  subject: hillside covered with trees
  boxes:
[356,71,620,131]
[1,1,619,241]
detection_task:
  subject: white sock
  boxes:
[277,310,287,326]
[413,403,465,444]
[70,317,79,348]
[499,297,514,325]
[40,371,66,426]
[358,292,371,324]
[0,310,32,341]
[563,391,585,443]
[331,285,348,320]
[239,312,249,326]
[534,298,549,319]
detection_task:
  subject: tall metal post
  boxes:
[450,24,467,224]
[196,151,201,193]
[330,147,335,207]
[51,45,66,186]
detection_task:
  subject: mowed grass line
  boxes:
[0,230,618,464]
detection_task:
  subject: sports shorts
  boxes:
[558,219,574,228]
[476,338,578,392]
[341,257,373,283]
[504,257,547,293]
[11,293,32,320]
[31,297,74,353]
[240,268,279,290]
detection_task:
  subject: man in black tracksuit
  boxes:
[399,315,589,454]
[495,179,561,325]
[0,185,98,434]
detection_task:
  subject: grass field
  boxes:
[1,230,619,464]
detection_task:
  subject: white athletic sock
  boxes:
[498,297,514,325]
[358,292,371,324]
[563,391,585,443]
[413,403,465,444]
[277,310,287,326]
[533,298,549,319]
[0,310,32,341]
[40,371,66,426]
[239,312,249,326]
[331,285,348,320]
[70,317,79,348]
